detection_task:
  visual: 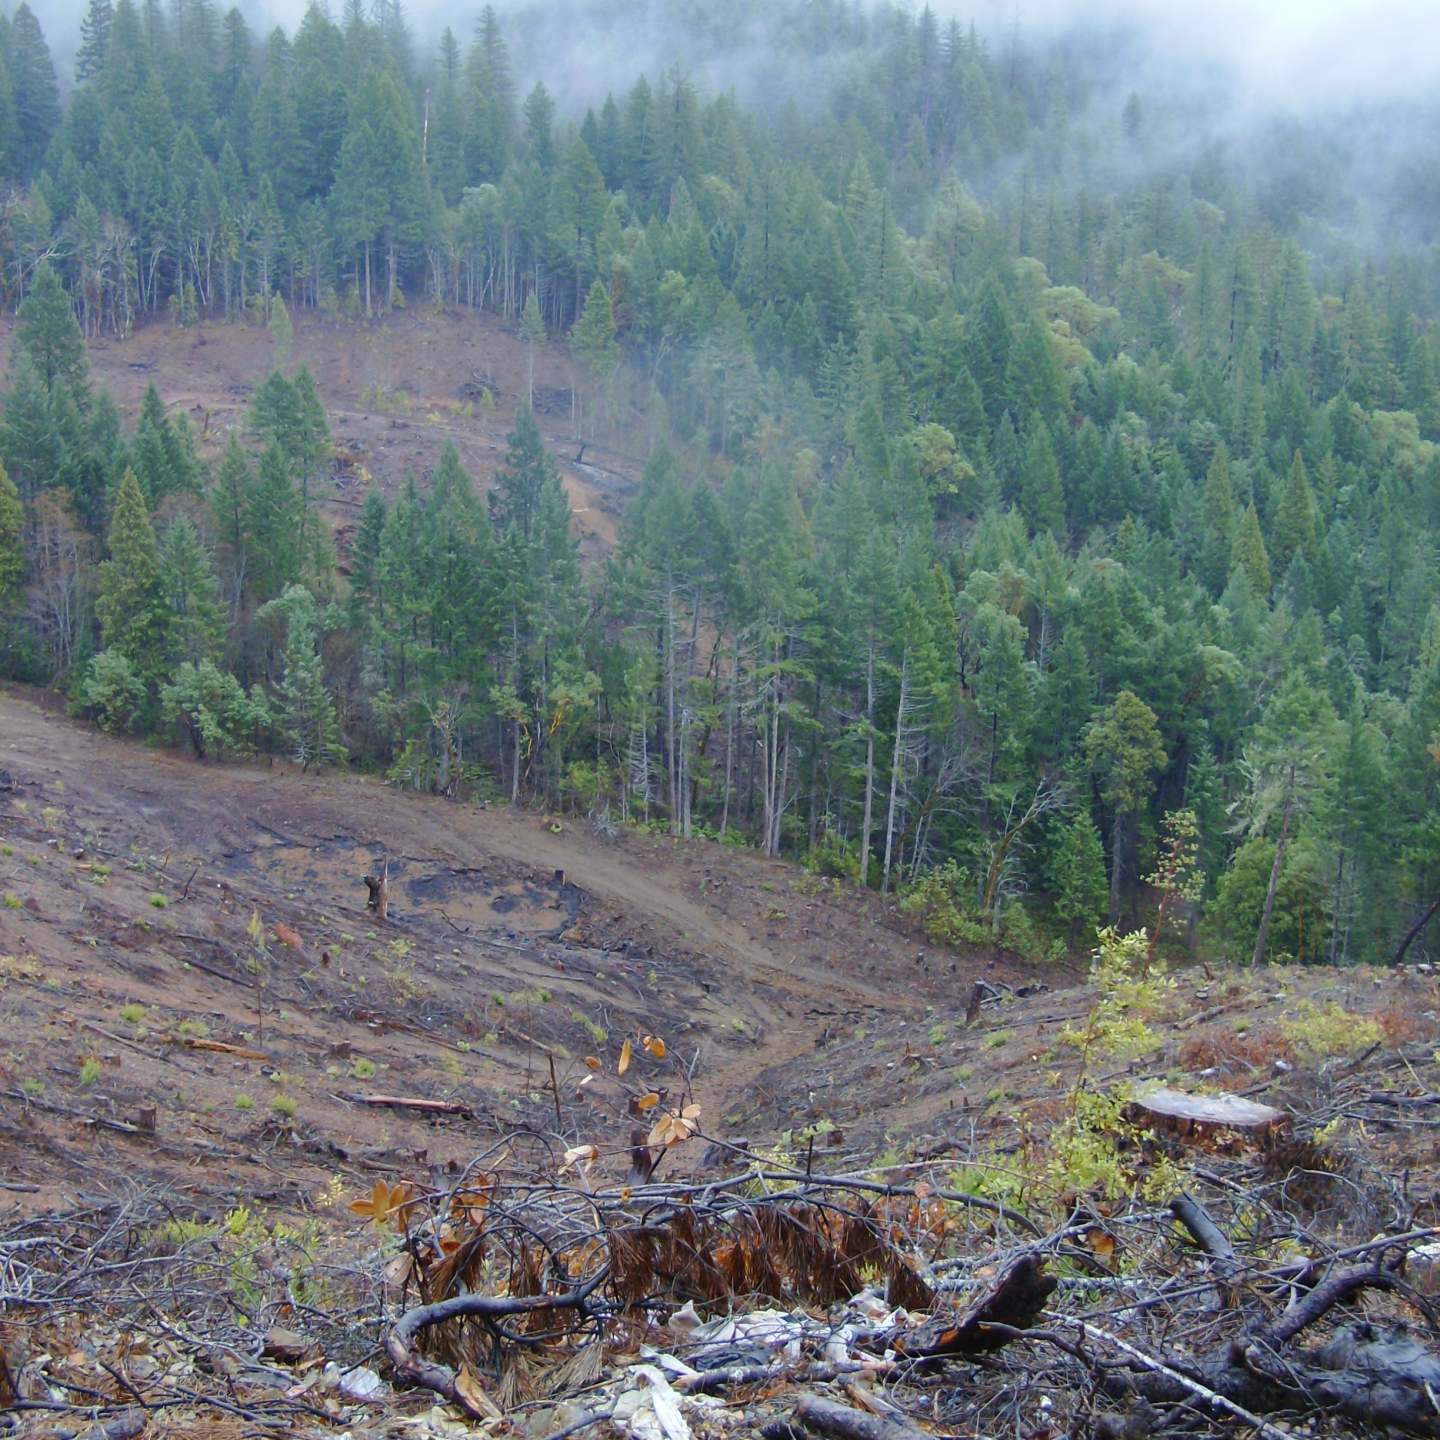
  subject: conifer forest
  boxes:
[2,0,1440,973]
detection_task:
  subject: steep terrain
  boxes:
[0,683,1025,1218]
[0,306,642,560]
[6,688,1440,1440]
[4,682,1436,1225]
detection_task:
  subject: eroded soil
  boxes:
[0,686,1018,1220]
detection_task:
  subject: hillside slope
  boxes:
[0,684,1019,1216]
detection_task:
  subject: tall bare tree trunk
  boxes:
[881,654,910,894]
[1393,895,1440,967]
[859,639,876,888]
[1252,769,1294,967]
[1109,806,1124,924]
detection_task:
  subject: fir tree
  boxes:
[158,513,224,665]
[13,263,87,401]
[520,289,544,405]
[259,584,342,771]
[1273,449,1318,572]
[7,4,59,179]
[0,458,22,602]
[1231,502,1272,595]
[96,469,169,678]
[1050,809,1108,936]
[76,0,115,83]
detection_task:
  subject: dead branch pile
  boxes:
[5,1055,1440,1440]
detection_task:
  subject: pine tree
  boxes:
[14,263,87,401]
[1273,449,1318,572]
[268,293,294,362]
[7,4,59,179]
[1231,501,1272,595]
[245,443,304,604]
[1016,417,1064,534]
[520,289,544,405]
[571,279,618,434]
[96,469,169,679]
[1198,444,1236,591]
[0,458,22,602]
[158,513,224,665]
[522,80,555,168]
[1051,809,1108,935]
[1085,688,1166,922]
[76,0,115,83]
[259,584,343,770]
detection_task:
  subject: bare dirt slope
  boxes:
[0,307,647,560]
[4,679,1436,1232]
[0,685,1015,1219]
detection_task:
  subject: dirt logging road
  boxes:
[0,685,1000,1215]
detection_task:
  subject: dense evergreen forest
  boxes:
[0,0,1438,968]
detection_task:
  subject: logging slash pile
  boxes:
[4,1049,1440,1440]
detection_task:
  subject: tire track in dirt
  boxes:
[0,689,932,1128]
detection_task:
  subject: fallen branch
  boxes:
[1264,1263,1404,1345]
[1058,1315,1293,1440]
[897,1252,1055,1357]
[789,1395,933,1440]
[1170,1192,1240,1307]
[678,1360,897,1396]
[338,1092,473,1117]
[386,1270,607,1416]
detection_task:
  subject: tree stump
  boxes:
[1128,1087,1286,1146]
[363,870,389,920]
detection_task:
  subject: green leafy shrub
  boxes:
[77,649,147,733]
[899,861,989,946]
[161,661,271,761]
[1280,1000,1383,1062]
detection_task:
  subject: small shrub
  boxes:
[1279,1000,1383,1063]
[177,1018,209,1041]
[272,1095,298,1119]
[148,893,168,909]
[899,861,990,947]
[79,1057,102,1086]
[20,1077,42,1098]
[1,894,20,910]
[350,1057,376,1080]
[572,1010,607,1045]
[235,1093,255,1111]
[119,1003,146,1025]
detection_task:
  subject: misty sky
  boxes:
[33,0,1440,117]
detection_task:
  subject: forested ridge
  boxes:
[0,0,1438,969]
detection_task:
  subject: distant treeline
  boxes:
[0,0,1438,967]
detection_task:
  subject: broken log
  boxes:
[363,863,389,919]
[181,1037,268,1060]
[896,1251,1055,1357]
[1243,1322,1440,1436]
[339,1092,473,1117]
[790,1396,932,1440]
